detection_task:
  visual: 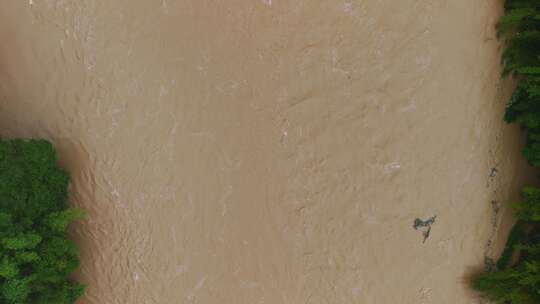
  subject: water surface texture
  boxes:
[0,1,534,303]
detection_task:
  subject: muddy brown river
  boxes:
[0,1,536,303]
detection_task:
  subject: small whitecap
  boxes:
[384,162,401,174]
[343,2,353,13]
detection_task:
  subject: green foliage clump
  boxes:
[0,139,84,303]
[474,187,540,303]
[496,1,540,166]
[497,221,527,270]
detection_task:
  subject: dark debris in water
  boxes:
[413,216,436,243]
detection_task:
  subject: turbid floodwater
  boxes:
[0,1,536,303]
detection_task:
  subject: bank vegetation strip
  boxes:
[473,1,540,303]
[0,139,84,304]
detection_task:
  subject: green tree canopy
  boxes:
[0,139,84,304]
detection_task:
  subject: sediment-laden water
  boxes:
[0,1,534,303]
